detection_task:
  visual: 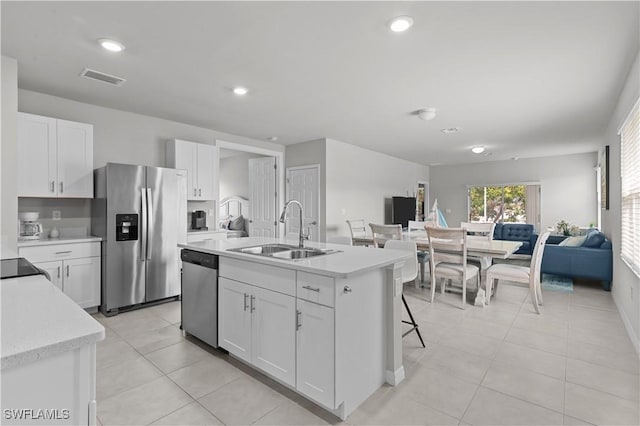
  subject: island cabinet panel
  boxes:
[252,286,296,386]
[219,257,296,296]
[218,277,252,363]
[218,275,296,387]
[296,298,335,409]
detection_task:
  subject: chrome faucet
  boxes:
[279,200,308,248]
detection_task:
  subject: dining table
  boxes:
[352,231,523,259]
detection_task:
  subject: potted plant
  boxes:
[556,220,579,236]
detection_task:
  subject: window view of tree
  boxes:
[469,185,527,223]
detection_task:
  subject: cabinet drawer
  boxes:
[297,272,335,307]
[219,257,296,296]
[19,242,100,263]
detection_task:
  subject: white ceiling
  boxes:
[2,1,638,165]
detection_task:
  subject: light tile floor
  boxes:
[92,278,639,426]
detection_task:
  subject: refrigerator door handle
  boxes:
[146,187,152,260]
[140,187,147,261]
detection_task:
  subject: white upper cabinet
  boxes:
[166,139,215,201]
[17,112,94,198]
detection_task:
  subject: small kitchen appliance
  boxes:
[191,210,207,230]
[18,212,43,241]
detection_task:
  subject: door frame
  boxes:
[285,164,321,241]
[216,140,285,237]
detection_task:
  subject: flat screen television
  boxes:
[391,196,416,228]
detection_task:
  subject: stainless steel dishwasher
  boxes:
[181,249,218,348]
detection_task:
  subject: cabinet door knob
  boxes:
[193,188,197,196]
[243,293,249,311]
[50,181,55,193]
[60,181,64,193]
[198,188,202,196]
[57,266,61,278]
[296,310,302,330]
[343,286,352,294]
[66,265,70,277]
[250,295,256,312]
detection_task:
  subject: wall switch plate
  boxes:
[52,210,62,220]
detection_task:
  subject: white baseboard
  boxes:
[385,366,405,386]
[613,295,640,355]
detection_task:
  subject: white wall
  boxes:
[602,50,640,353]
[17,89,284,232]
[430,152,598,231]
[1,56,18,257]
[220,152,266,200]
[325,138,430,238]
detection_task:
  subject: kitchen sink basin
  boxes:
[271,248,329,260]
[234,244,298,255]
[229,244,339,260]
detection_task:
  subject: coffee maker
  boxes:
[18,212,44,241]
[191,210,207,230]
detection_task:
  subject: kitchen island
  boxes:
[1,274,105,425]
[178,236,411,420]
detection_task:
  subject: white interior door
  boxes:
[286,165,320,241]
[248,157,277,237]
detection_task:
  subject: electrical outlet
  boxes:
[52,210,62,221]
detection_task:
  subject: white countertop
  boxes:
[187,229,225,234]
[17,236,102,247]
[1,275,105,370]
[179,237,411,278]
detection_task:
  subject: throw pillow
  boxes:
[559,236,587,247]
[583,231,605,248]
[229,215,244,231]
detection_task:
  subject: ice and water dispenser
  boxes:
[116,214,139,241]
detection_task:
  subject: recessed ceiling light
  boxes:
[98,38,125,52]
[417,108,437,121]
[440,127,460,134]
[267,136,278,142]
[471,146,486,154]
[388,16,414,32]
[233,87,248,95]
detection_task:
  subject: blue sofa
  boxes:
[540,230,613,291]
[493,223,538,256]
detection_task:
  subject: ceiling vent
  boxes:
[80,68,126,86]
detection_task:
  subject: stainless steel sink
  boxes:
[229,244,339,260]
[271,248,329,260]
[234,244,297,255]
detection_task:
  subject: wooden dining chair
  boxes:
[426,227,480,310]
[346,219,367,238]
[369,223,402,248]
[461,221,496,270]
[485,231,551,313]
[384,240,425,348]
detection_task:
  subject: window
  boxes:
[620,98,640,276]
[468,184,541,229]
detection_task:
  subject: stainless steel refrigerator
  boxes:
[92,163,187,316]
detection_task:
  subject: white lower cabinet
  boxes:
[218,277,296,386]
[218,258,336,409]
[296,299,335,408]
[20,242,101,309]
[219,278,252,363]
[252,285,296,385]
